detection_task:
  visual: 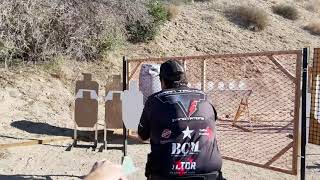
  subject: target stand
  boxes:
[232,90,254,132]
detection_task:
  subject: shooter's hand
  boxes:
[84,160,127,180]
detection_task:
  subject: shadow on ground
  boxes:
[306,163,320,172]
[9,120,142,145]
[0,174,83,180]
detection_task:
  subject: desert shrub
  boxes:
[126,0,170,43]
[166,4,179,20]
[304,21,320,35]
[230,6,269,31]
[148,1,169,23]
[0,0,151,62]
[126,20,158,43]
[42,57,63,73]
[272,5,299,20]
[100,30,125,54]
[0,39,18,68]
[306,0,320,13]
[165,0,194,5]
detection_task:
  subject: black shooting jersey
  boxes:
[138,87,222,177]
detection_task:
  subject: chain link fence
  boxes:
[127,50,301,175]
[309,48,320,145]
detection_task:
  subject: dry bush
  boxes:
[126,0,172,43]
[229,6,269,31]
[272,4,299,20]
[166,4,179,20]
[0,0,151,64]
[164,0,194,5]
[304,21,320,35]
[306,0,320,13]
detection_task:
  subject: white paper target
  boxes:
[218,82,225,90]
[229,81,236,90]
[195,82,202,90]
[122,81,144,130]
[76,89,98,100]
[207,81,215,91]
[238,81,246,90]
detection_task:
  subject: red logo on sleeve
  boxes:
[188,100,198,117]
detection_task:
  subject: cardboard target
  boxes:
[74,91,98,127]
[105,92,123,129]
[74,73,99,127]
[76,73,99,96]
[105,75,123,129]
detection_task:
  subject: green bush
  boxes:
[42,55,65,79]
[126,20,158,43]
[100,31,124,54]
[272,5,299,20]
[126,0,170,43]
[148,1,169,24]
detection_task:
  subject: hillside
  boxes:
[126,0,320,58]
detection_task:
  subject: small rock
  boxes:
[9,90,20,98]
[0,94,4,102]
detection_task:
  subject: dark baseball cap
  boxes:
[160,60,185,81]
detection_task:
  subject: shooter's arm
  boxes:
[138,99,151,141]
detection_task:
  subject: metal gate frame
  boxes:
[125,50,303,175]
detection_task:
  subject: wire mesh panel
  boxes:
[127,50,301,175]
[309,48,320,145]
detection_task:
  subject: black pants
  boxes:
[147,171,225,180]
[145,154,225,180]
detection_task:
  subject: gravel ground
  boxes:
[0,139,319,180]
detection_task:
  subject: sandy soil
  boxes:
[0,139,319,180]
[1,0,320,179]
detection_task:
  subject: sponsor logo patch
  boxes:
[161,129,172,139]
[199,127,213,137]
[171,141,200,156]
[155,90,205,118]
[172,116,205,122]
[172,158,196,176]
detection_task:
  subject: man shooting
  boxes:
[138,60,224,180]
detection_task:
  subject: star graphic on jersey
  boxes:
[182,126,194,139]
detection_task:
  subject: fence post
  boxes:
[123,56,128,158]
[300,48,308,180]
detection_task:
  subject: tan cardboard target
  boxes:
[76,73,99,97]
[105,93,123,129]
[74,91,98,127]
[103,75,123,149]
[74,73,99,147]
[105,75,123,129]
